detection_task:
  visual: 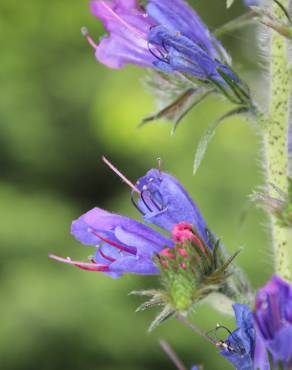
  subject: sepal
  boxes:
[131,229,246,330]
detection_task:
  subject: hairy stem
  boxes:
[264,0,291,279]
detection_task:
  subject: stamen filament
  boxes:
[92,230,136,255]
[81,27,98,49]
[102,156,140,194]
[99,248,116,262]
[48,254,109,271]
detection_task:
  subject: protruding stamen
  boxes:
[157,157,163,180]
[81,26,98,49]
[102,156,140,194]
[49,254,109,271]
[91,230,136,255]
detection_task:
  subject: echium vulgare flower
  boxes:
[254,275,292,370]
[83,0,250,106]
[50,158,248,320]
[220,304,270,370]
[50,157,212,278]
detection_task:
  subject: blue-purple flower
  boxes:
[220,304,256,370]
[133,168,212,249]
[220,304,270,370]
[87,0,237,84]
[254,275,292,369]
[50,164,212,278]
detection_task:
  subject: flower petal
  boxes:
[136,169,212,248]
[109,255,160,274]
[146,0,221,59]
[71,207,172,255]
[220,304,256,370]
[90,0,155,68]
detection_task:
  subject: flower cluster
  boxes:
[84,0,251,108]
[51,163,212,278]
[89,0,231,81]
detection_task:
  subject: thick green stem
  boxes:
[264,1,291,280]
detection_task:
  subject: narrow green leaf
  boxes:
[216,249,242,274]
[139,88,213,133]
[214,11,256,38]
[193,107,249,175]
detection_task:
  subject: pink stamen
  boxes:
[81,27,98,49]
[160,247,175,259]
[91,230,136,255]
[102,156,141,194]
[178,248,188,258]
[172,222,207,256]
[99,248,116,262]
[49,254,109,272]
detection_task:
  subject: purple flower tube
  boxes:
[85,0,237,84]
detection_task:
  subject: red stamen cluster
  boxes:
[172,222,206,255]
[158,222,208,270]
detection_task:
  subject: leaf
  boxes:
[193,107,249,175]
[140,89,196,127]
[139,88,213,133]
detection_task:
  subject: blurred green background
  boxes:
[0,0,271,369]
